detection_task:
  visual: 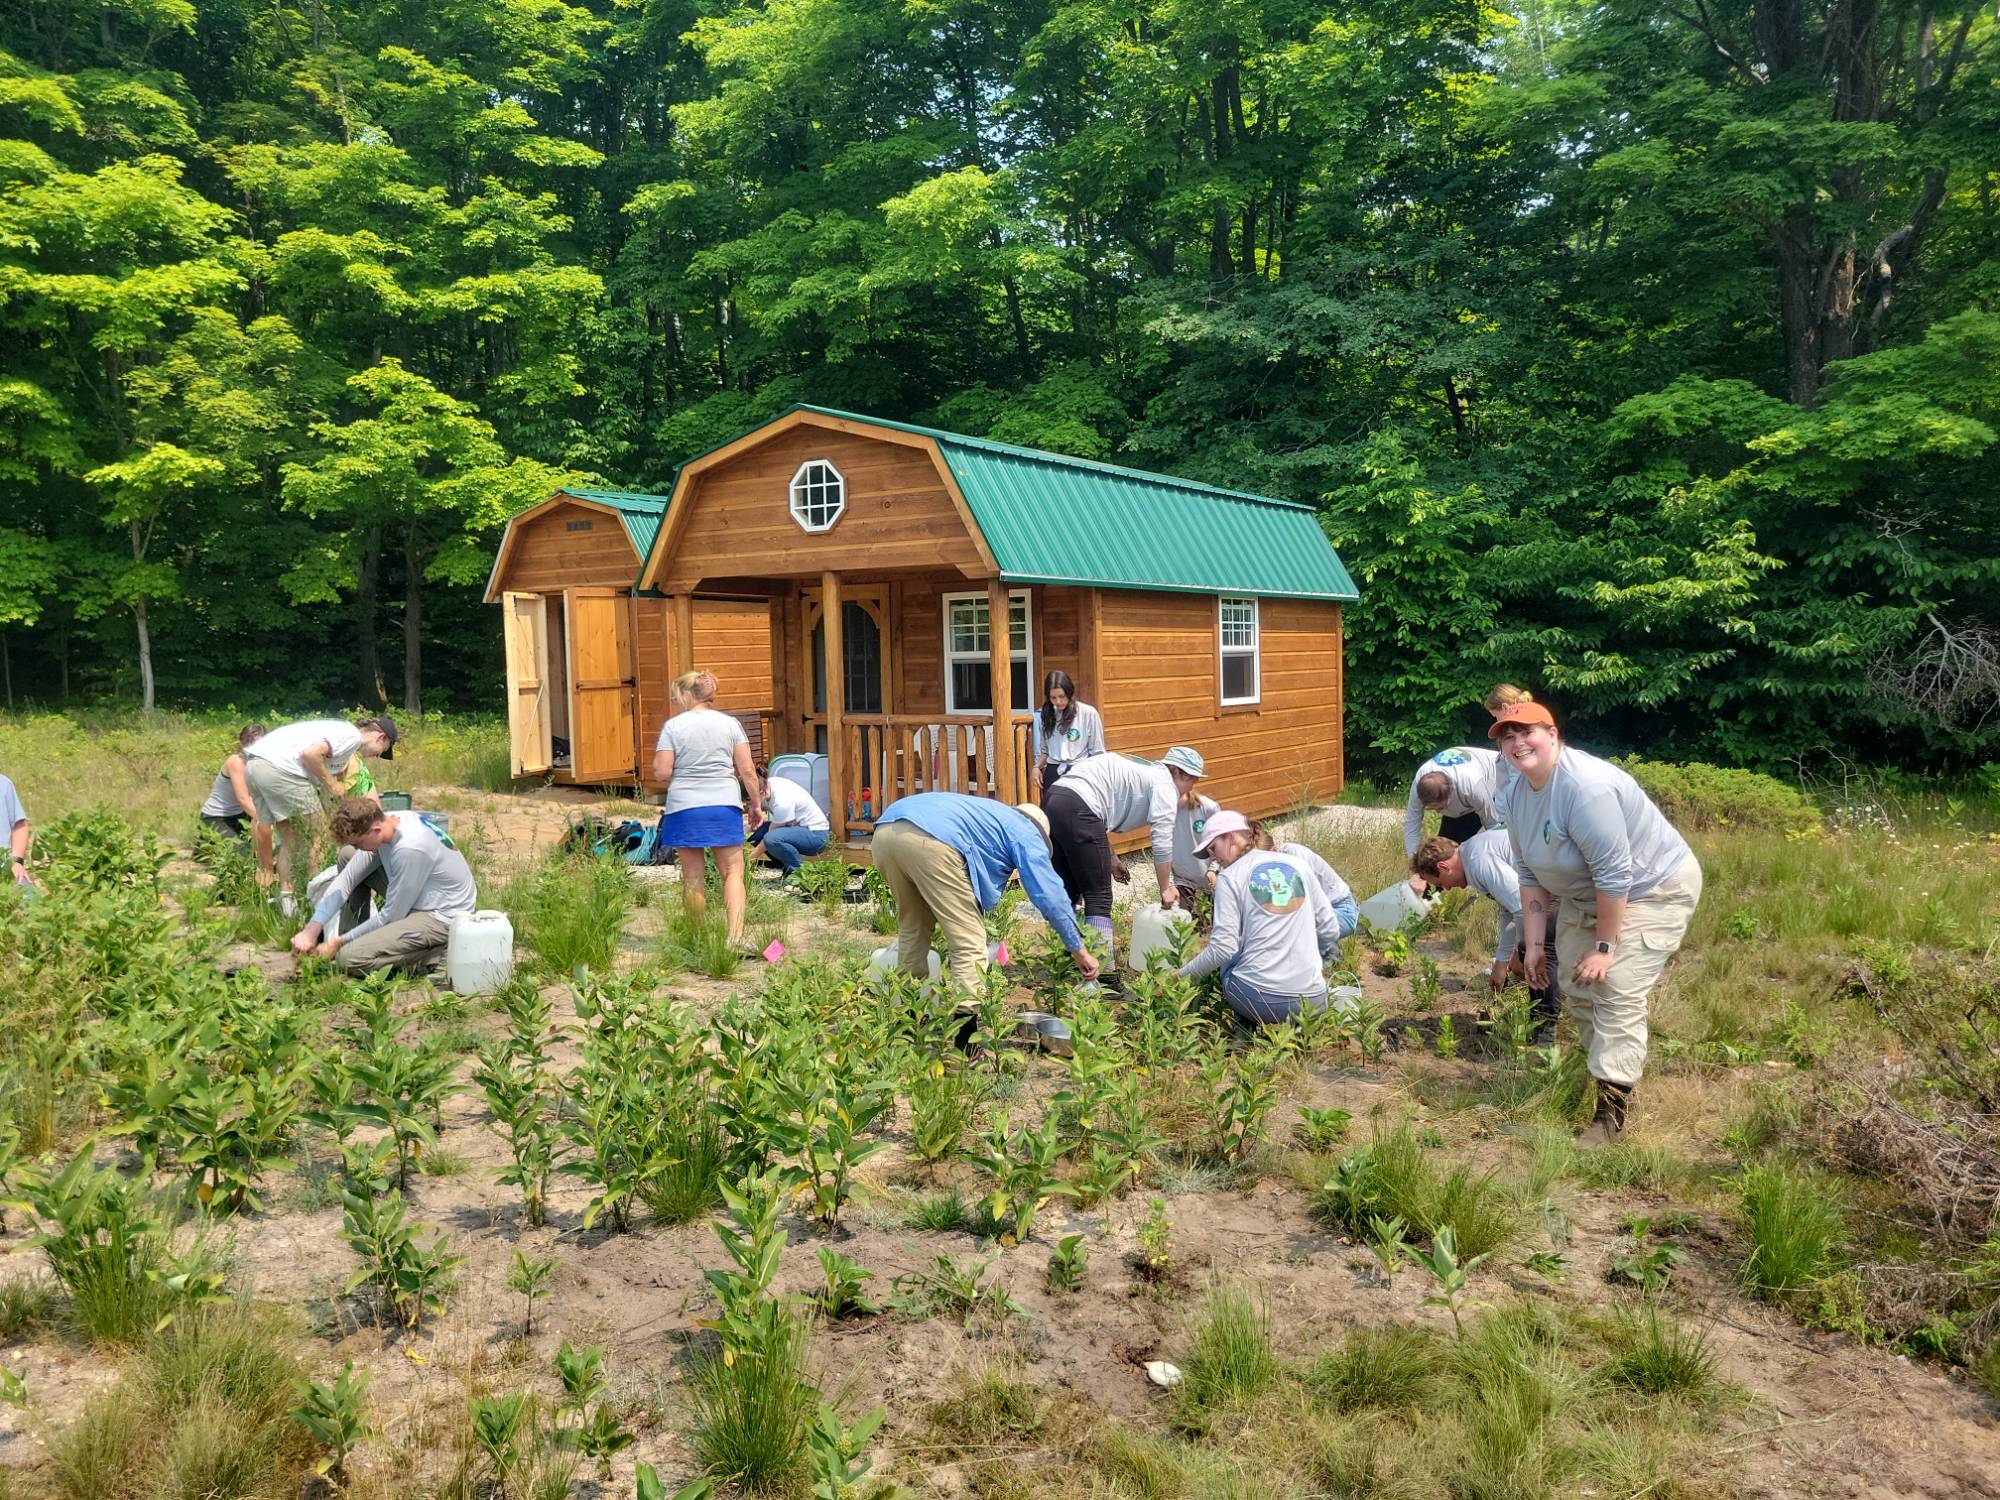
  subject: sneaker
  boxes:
[1575,1079,1632,1149]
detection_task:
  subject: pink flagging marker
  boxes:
[763,940,786,963]
[994,941,1010,966]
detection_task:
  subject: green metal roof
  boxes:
[563,488,669,562]
[778,406,1358,601]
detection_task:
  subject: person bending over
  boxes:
[872,793,1101,993]
[1248,820,1359,938]
[755,763,830,876]
[244,715,398,912]
[289,796,477,976]
[1411,831,1560,1039]
[1044,746,1205,959]
[1178,812,1341,1027]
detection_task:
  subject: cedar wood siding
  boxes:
[1095,589,1344,819]
[653,426,987,590]
[492,501,639,592]
[890,580,1083,719]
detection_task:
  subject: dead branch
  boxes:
[1867,613,2000,735]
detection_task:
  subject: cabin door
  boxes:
[503,593,554,775]
[565,588,637,780]
[802,587,888,755]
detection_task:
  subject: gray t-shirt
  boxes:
[1276,841,1351,909]
[1033,702,1105,770]
[199,760,245,819]
[1457,828,1526,964]
[1506,747,1692,904]
[1404,746,1507,854]
[312,813,477,941]
[245,719,362,781]
[1181,849,1339,996]
[656,707,749,815]
[1171,794,1221,884]
[0,773,24,832]
[1057,753,1178,864]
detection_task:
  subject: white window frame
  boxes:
[788,458,846,533]
[1219,595,1261,707]
[942,590,1034,716]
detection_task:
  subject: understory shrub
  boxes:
[1613,757,1823,836]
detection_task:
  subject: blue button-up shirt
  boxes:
[873,793,1084,952]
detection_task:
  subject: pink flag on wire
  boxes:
[763,940,786,963]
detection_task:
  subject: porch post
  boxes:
[987,577,1015,802]
[823,571,847,845]
[671,593,695,676]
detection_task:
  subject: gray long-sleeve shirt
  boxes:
[1056,752,1178,865]
[1033,702,1106,769]
[1180,849,1339,995]
[1457,828,1527,964]
[313,813,478,942]
[1403,746,1508,854]
[1505,748,1692,905]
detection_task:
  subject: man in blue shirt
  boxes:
[872,793,1102,992]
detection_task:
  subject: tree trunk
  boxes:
[356,526,388,705]
[130,520,155,714]
[402,532,423,716]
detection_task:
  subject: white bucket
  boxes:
[1329,984,1364,1021]
[868,944,942,980]
[1358,880,1434,933]
[446,910,516,995]
[1126,902,1194,973]
[304,864,344,938]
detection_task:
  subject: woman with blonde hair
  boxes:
[652,670,764,942]
[1484,683,1534,715]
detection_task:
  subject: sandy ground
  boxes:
[4,798,1998,1497]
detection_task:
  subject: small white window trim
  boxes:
[942,590,1034,715]
[788,458,846,533]
[1219,596,1261,706]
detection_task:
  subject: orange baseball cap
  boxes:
[1487,701,1556,738]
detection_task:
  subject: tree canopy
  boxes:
[0,0,1994,773]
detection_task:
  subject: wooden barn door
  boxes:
[503,593,553,775]
[566,588,636,780]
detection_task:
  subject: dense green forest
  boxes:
[0,0,1995,775]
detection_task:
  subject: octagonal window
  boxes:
[789,459,846,533]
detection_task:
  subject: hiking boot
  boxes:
[1575,1079,1632,1149]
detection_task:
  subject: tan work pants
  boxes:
[871,820,988,994]
[339,912,453,977]
[1554,855,1703,1087]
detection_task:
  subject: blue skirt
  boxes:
[662,805,745,850]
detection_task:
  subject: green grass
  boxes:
[1179,1280,1278,1412]
[638,1110,728,1225]
[1304,1325,1444,1412]
[661,910,744,978]
[506,849,632,974]
[1604,1304,1721,1400]
[689,1306,817,1497]
[1740,1162,1847,1298]
[1325,1124,1525,1261]
[902,1188,972,1233]
[0,1276,56,1341]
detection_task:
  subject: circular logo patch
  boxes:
[1434,748,1470,766]
[1247,861,1305,915]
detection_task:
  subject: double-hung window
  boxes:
[1219,596,1260,706]
[943,591,1032,713]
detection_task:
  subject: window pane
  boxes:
[1008,598,1028,651]
[1222,652,1256,702]
[951,662,992,712]
[1010,660,1030,708]
[949,598,989,654]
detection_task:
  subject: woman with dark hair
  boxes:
[1031,670,1104,797]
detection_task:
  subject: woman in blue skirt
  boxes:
[651,670,764,943]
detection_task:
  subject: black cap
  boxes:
[356,715,398,759]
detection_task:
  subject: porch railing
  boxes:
[836,715,1035,834]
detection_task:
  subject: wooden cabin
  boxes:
[492,408,1360,852]
[483,489,774,781]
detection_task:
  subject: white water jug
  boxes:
[868,944,943,980]
[1358,880,1434,933]
[1127,902,1194,972]
[447,910,515,995]
[1329,985,1364,1021]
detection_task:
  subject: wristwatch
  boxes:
[1595,940,1615,955]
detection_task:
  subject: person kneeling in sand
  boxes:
[288,797,477,976]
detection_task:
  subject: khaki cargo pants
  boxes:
[338,912,452,977]
[871,820,988,994]
[1554,855,1703,1087]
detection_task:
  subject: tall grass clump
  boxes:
[689,1301,817,1495]
[508,850,631,974]
[1604,1305,1721,1400]
[1305,1325,1443,1412]
[638,1109,728,1225]
[662,910,743,979]
[1740,1162,1846,1297]
[1321,1125,1523,1260]
[1179,1280,1278,1411]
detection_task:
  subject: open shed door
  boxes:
[567,588,637,780]
[503,593,553,775]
